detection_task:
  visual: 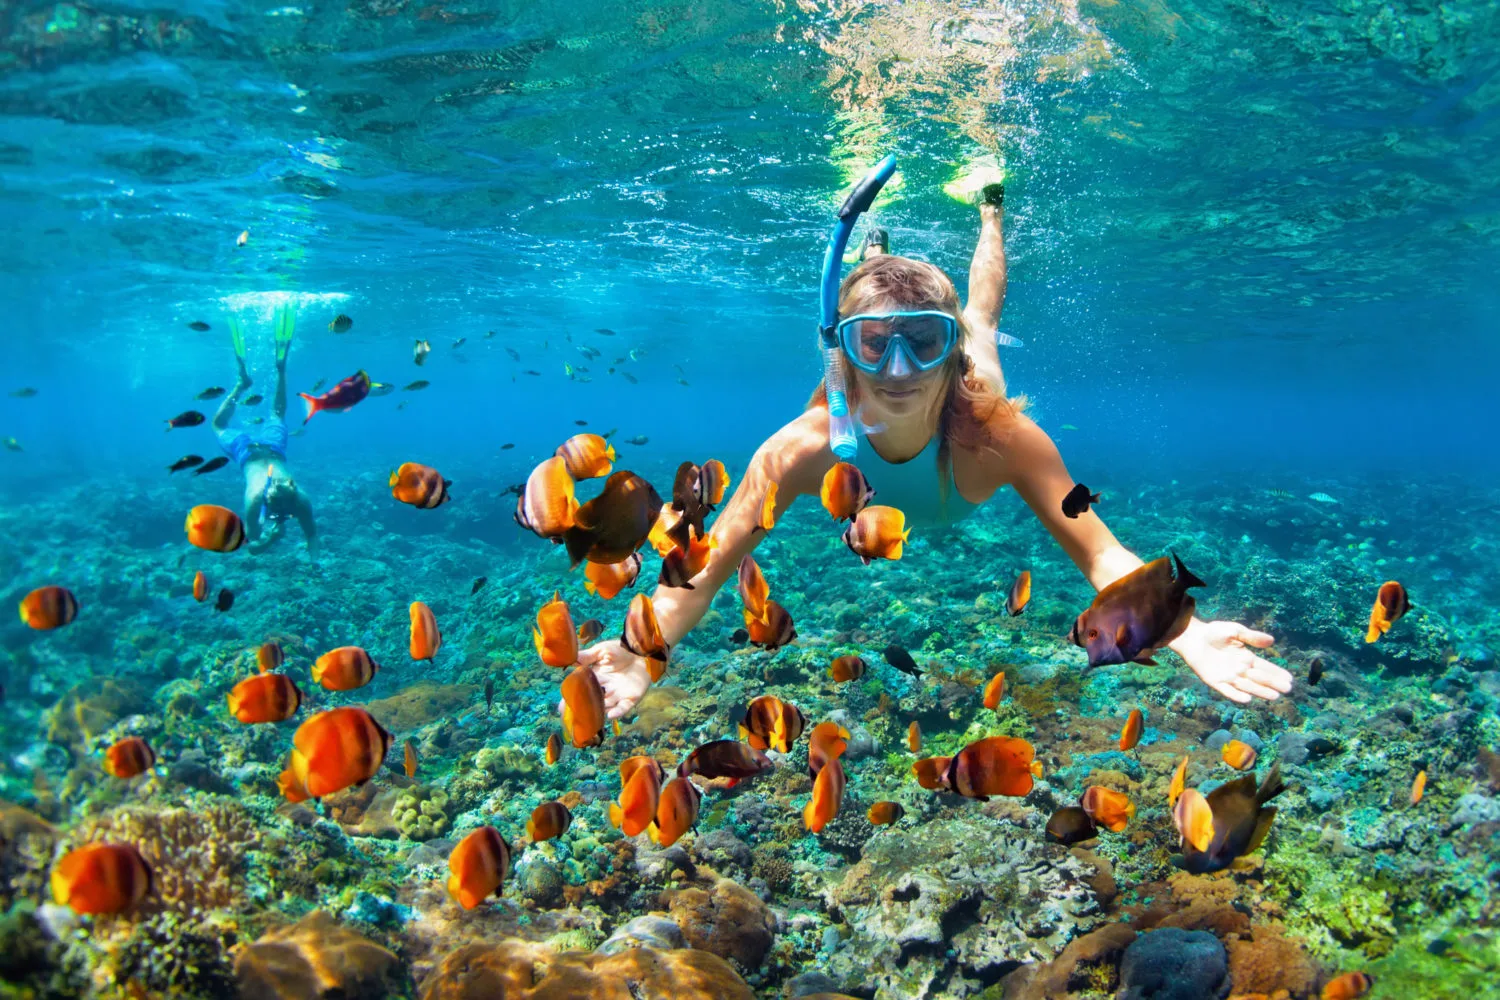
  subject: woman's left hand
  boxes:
[1171,620,1294,704]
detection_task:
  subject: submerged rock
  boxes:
[1117,927,1227,1000]
[235,911,402,1000]
[663,877,776,971]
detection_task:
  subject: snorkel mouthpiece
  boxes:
[819,153,898,461]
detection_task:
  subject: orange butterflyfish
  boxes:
[227,672,302,724]
[697,459,730,506]
[1410,769,1426,806]
[527,801,573,843]
[288,706,392,799]
[621,592,670,663]
[277,762,310,803]
[403,739,418,779]
[311,645,379,692]
[803,756,846,833]
[545,732,562,765]
[649,775,701,847]
[555,433,616,480]
[1080,785,1136,832]
[736,555,772,626]
[584,553,641,600]
[51,843,153,915]
[944,736,1035,800]
[514,455,578,540]
[19,585,79,630]
[409,601,442,661]
[1364,580,1410,643]
[185,504,246,552]
[842,505,909,565]
[829,655,867,683]
[907,720,922,753]
[755,482,779,532]
[807,721,850,778]
[867,801,905,826]
[533,591,579,667]
[447,826,510,909]
[389,462,452,508]
[560,666,606,748]
[576,618,604,646]
[1321,972,1375,1000]
[982,671,1006,710]
[1006,570,1031,616]
[1221,739,1258,770]
[739,695,807,754]
[609,756,665,837]
[1119,708,1144,751]
[1168,755,1190,807]
[912,756,952,790]
[193,571,208,603]
[820,462,875,521]
[257,640,285,672]
[658,531,718,589]
[103,736,155,779]
[647,505,684,558]
[1172,787,1215,852]
[743,600,796,651]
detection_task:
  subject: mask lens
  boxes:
[851,319,893,369]
[891,315,952,364]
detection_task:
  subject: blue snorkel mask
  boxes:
[818,153,899,460]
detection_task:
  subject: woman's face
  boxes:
[848,299,954,427]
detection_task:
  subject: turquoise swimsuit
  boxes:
[855,426,979,528]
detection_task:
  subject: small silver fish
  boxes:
[1308,492,1339,504]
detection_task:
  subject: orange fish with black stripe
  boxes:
[51,843,153,915]
[609,756,665,837]
[1006,570,1031,616]
[555,433,615,480]
[227,667,302,724]
[829,655,866,683]
[534,591,578,667]
[803,756,845,833]
[514,455,578,540]
[390,462,452,508]
[943,736,1035,801]
[410,601,442,661]
[1221,739,1257,770]
[286,706,392,799]
[697,459,730,507]
[739,695,806,753]
[545,732,562,765]
[185,504,245,552]
[1081,785,1135,832]
[104,736,155,779]
[312,645,379,692]
[193,571,208,602]
[649,775,701,847]
[658,532,718,589]
[983,671,1006,710]
[1119,708,1144,751]
[820,461,875,521]
[744,600,796,651]
[19,585,78,630]
[584,553,641,600]
[447,826,511,909]
[257,641,285,672]
[1321,972,1374,1000]
[404,740,418,779]
[1365,580,1410,643]
[868,801,905,826]
[560,665,606,748]
[622,592,669,664]
[527,801,572,843]
[907,721,921,753]
[753,482,779,532]
[843,505,909,564]
[912,756,952,790]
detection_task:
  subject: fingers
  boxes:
[1237,626,1275,648]
[1212,680,1252,704]
[1233,675,1283,701]
[576,646,603,667]
[1249,657,1294,694]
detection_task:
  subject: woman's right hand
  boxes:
[572,639,653,720]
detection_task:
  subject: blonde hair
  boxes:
[808,255,1024,494]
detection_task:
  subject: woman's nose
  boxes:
[882,341,915,379]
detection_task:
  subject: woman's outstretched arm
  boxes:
[999,416,1295,703]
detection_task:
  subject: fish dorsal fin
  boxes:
[1246,806,1277,854]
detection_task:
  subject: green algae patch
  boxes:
[365,682,477,732]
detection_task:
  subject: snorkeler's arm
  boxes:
[650,408,835,645]
[1001,417,1293,702]
[241,487,265,545]
[961,202,1007,394]
[293,491,319,559]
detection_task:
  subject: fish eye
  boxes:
[1088,628,1099,640]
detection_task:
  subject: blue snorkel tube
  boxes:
[818,153,898,461]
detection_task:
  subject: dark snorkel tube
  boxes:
[818,153,898,460]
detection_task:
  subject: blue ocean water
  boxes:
[3,3,1499,999]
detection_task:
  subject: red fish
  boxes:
[185,505,245,552]
[298,369,371,423]
[390,463,452,508]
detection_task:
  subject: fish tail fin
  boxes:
[298,393,319,424]
[1257,762,1287,804]
[1171,552,1207,590]
[1247,806,1277,854]
[561,528,593,568]
[646,821,660,845]
[608,803,623,830]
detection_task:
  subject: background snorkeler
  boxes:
[210,306,319,558]
[573,161,1295,720]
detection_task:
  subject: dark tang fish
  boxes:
[168,455,204,473]
[883,644,923,678]
[1069,553,1205,667]
[194,457,229,475]
[1061,483,1100,518]
[561,470,663,567]
[669,460,706,550]
[1179,764,1287,874]
[1045,806,1099,845]
[166,410,206,430]
[677,740,773,783]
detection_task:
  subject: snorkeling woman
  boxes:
[210,305,319,558]
[580,159,1293,719]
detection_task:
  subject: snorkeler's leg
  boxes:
[961,195,1007,393]
[272,306,294,419]
[213,318,253,430]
